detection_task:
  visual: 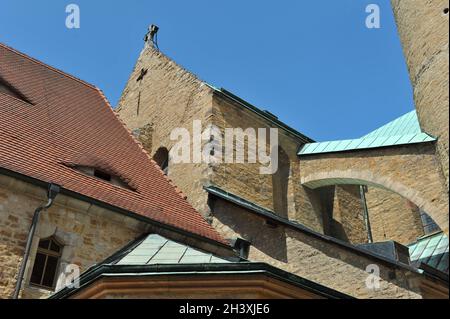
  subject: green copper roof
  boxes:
[116,234,231,265]
[298,111,436,156]
[362,111,421,138]
[408,232,449,274]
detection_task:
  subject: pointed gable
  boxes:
[0,42,226,245]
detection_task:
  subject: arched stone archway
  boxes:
[299,143,449,234]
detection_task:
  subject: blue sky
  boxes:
[0,0,414,141]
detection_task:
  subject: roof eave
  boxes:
[206,85,315,144]
[204,185,442,276]
[50,262,353,299]
[0,166,233,251]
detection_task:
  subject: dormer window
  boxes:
[0,81,20,99]
[93,169,112,182]
[69,165,135,191]
[0,77,33,104]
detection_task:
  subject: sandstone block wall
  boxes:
[328,185,367,244]
[365,187,425,245]
[0,175,149,299]
[210,196,440,299]
[391,0,449,191]
[117,47,214,217]
[300,143,449,234]
[117,46,326,233]
[317,184,426,245]
[210,94,324,232]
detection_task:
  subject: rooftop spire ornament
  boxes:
[144,24,159,49]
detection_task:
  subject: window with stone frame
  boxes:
[29,237,63,290]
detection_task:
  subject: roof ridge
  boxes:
[362,110,419,139]
[0,42,98,91]
[1,43,227,245]
[145,46,208,87]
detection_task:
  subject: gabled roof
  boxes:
[298,111,436,156]
[409,232,449,274]
[0,42,226,245]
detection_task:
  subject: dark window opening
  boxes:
[30,237,62,290]
[444,8,449,15]
[153,147,169,175]
[68,165,136,191]
[94,169,112,182]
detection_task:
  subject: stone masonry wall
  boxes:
[391,0,449,191]
[300,143,449,234]
[117,47,214,217]
[365,187,425,245]
[210,197,428,299]
[211,95,324,232]
[117,46,325,233]
[329,185,367,244]
[0,176,149,299]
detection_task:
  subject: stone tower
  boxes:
[116,45,326,232]
[116,38,433,243]
[391,0,449,191]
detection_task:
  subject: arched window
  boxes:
[30,237,62,290]
[153,147,169,175]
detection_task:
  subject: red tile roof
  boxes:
[0,42,227,245]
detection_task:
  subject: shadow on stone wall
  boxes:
[209,196,288,263]
[272,146,290,219]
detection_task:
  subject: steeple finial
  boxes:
[144,24,159,49]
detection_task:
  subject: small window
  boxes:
[153,147,169,175]
[30,237,62,290]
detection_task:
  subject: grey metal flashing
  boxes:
[0,167,233,252]
[49,262,353,299]
[206,84,314,144]
[205,185,277,219]
[204,185,448,278]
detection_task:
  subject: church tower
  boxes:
[116,26,327,233]
[391,0,449,191]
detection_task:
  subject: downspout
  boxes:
[359,185,373,244]
[12,183,60,299]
